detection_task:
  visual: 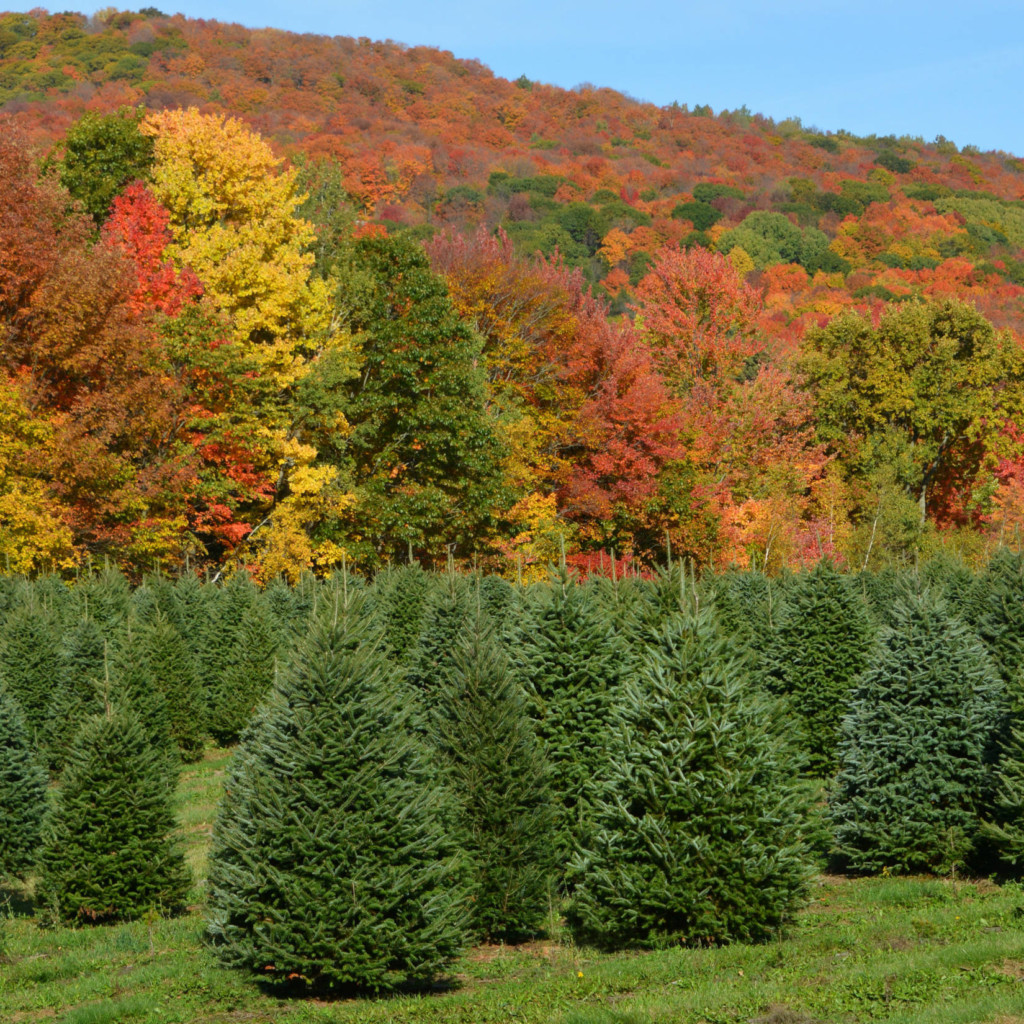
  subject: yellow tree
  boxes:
[143,109,360,577]
[0,374,77,573]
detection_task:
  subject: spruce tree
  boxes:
[435,617,555,942]
[206,595,470,993]
[0,688,48,880]
[830,592,1004,875]
[36,706,189,924]
[762,561,875,775]
[513,572,626,873]
[208,601,279,745]
[972,550,1024,698]
[567,608,814,950]
[195,573,257,714]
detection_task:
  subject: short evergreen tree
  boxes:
[208,601,279,745]
[134,613,205,762]
[983,724,1024,868]
[195,573,257,713]
[567,608,815,950]
[370,564,433,662]
[762,561,875,775]
[206,596,470,993]
[0,602,61,741]
[830,592,1004,875]
[45,616,108,771]
[36,706,189,924]
[0,688,48,880]
[513,573,626,874]
[972,550,1024,697]
[435,617,555,942]
[404,573,473,716]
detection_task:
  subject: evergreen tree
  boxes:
[983,724,1024,868]
[71,566,131,633]
[208,601,279,745]
[830,592,1004,875]
[45,616,108,771]
[370,564,433,663]
[404,572,473,716]
[171,572,207,662]
[0,688,48,880]
[435,617,555,942]
[108,620,178,774]
[195,573,257,717]
[567,608,814,950]
[762,561,875,775]
[971,550,1024,698]
[513,573,625,872]
[0,602,61,741]
[206,595,470,993]
[36,707,189,924]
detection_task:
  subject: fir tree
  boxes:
[404,572,473,716]
[567,608,814,950]
[45,616,108,771]
[208,601,279,745]
[206,595,470,993]
[513,572,626,872]
[195,573,256,719]
[370,563,433,663]
[139,613,205,762]
[971,550,1024,698]
[0,687,48,880]
[36,706,189,924]
[762,561,875,775]
[435,617,555,942]
[830,592,1004,875]
[0,602,61,741]
[983,724,1024,868]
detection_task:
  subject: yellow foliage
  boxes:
[143,108,336,387]
[493,491,567,582]
[727,245,755,277]
[0,376,77,573]
[598,227,631,268]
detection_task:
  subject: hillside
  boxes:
[3,6,1024,341]
[5,7,1024,579]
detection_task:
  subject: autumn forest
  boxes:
[4,6,1024,580]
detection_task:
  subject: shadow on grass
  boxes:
[0,882,34,918]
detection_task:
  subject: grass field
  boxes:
[3,750,1024,1024]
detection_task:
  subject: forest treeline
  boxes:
[4,8,1024,579]
[2,554,1024,987]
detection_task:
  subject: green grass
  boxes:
[2,751,1024,1023]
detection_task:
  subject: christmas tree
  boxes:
[567,607,814,950]
[830,591,1003,875]
[0,687,48,880]
[435,615,555,942]
[36,705,190,924]
[762,560,875,775]
[206,594,470,993]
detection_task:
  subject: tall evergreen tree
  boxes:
[513,572,626,872]
[0,687,48,880]
[983,724,1024,869]
[830,592,1004,874]
[206,595,470,993]
[567,608,815,950]
[435,617,555,942]
[762,561,875,775]
[36,706,189,924]
[971,550,1024,700]
[195,573,257,716]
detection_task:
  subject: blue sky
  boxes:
[11,1,1024,155]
